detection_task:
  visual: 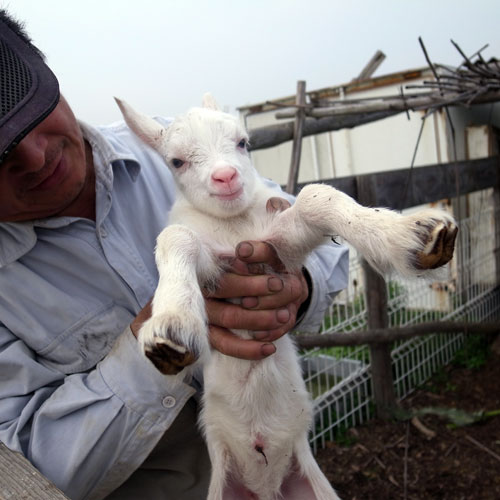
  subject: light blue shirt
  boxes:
[0,119,348,499]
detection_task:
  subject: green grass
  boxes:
[452,333,490,370]
[421,367,457,394]
[306,373,341,399]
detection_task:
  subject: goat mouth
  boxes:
[213,187,243,201]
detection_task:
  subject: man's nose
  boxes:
[7,130,47,174]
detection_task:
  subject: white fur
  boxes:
[116,95,456,500]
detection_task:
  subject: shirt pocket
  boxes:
[36,301,134,374]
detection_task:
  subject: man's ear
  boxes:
[202,93,220,111]
[114,97,166,153]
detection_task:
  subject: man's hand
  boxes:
[131,198,309,363]
[206,240,309,361]
[130,300,151,338]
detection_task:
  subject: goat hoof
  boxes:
[144,337,197,375]
[138,311,207,374]
[414,218,458,270]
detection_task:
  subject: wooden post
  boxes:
[356,175,398,419]
[363,262,398,419]
[494,155,500,287]
[0,442,69,499]
[354,50,386,81]
[286,80,306,194]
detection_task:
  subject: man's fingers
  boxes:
[130,300,152,338]
[235,241,285,271]
[250,304,300,341]
[241,274,305,309]
[208,326,276,360]
[206,298,292,331]
[206,273,284,300]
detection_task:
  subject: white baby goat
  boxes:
[116,95,457,500]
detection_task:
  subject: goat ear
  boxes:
[114,97,166,152]
[202,92,220,111]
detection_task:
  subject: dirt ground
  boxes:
[316,336,500,500]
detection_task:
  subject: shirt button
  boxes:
[99,227,107,238]
[162,396,176,408]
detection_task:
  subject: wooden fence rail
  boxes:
[294,154,500,207]
[294,154,500,418]
[295,321,500,349]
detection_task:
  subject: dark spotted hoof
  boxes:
[415,219,458,270]
[144,337,197,375]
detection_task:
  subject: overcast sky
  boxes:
[3,1,499,125]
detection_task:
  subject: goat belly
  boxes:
[201,336,313,497]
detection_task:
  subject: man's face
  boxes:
[0,96,90,222]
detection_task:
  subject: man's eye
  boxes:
[237,139,247,149]
[171,159,185,168]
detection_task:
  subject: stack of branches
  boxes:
[406,39,500,115]
[273,39,500,121]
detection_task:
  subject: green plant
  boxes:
[395,406,500,428]
[452,333,490,369]
[334,425,358,447]
[422,367,449,393]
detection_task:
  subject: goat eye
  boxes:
[237,139,247,149]
[171,158,185,168]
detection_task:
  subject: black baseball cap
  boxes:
[0,14,60,163]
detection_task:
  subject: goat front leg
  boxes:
[268,184,457,278]
[139,225,216,375]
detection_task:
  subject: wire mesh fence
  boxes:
[300,190,500,452]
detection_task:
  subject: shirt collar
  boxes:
[0,122,141,267]
[80,120,141,189]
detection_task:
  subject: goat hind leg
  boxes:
[206,442,259,500]
[278,434,340,500]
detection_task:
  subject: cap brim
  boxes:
[0,18,60,162]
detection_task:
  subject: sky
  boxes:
[2,0,499,125]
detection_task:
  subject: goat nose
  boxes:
[212,166,237,184]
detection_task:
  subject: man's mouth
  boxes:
[27,153,66,192]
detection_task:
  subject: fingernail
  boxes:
[268,277,283,292]
[236,242,253,258]
[277,308,290,323]
[261,343,276,357]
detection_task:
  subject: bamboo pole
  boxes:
[248,109,397,152]
[275,90,500,119]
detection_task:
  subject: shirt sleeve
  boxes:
[0,324,195,500]
[298,242,349,332]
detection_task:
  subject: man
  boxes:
[0,10,348,500]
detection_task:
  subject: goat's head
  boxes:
[115,94,258,219]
